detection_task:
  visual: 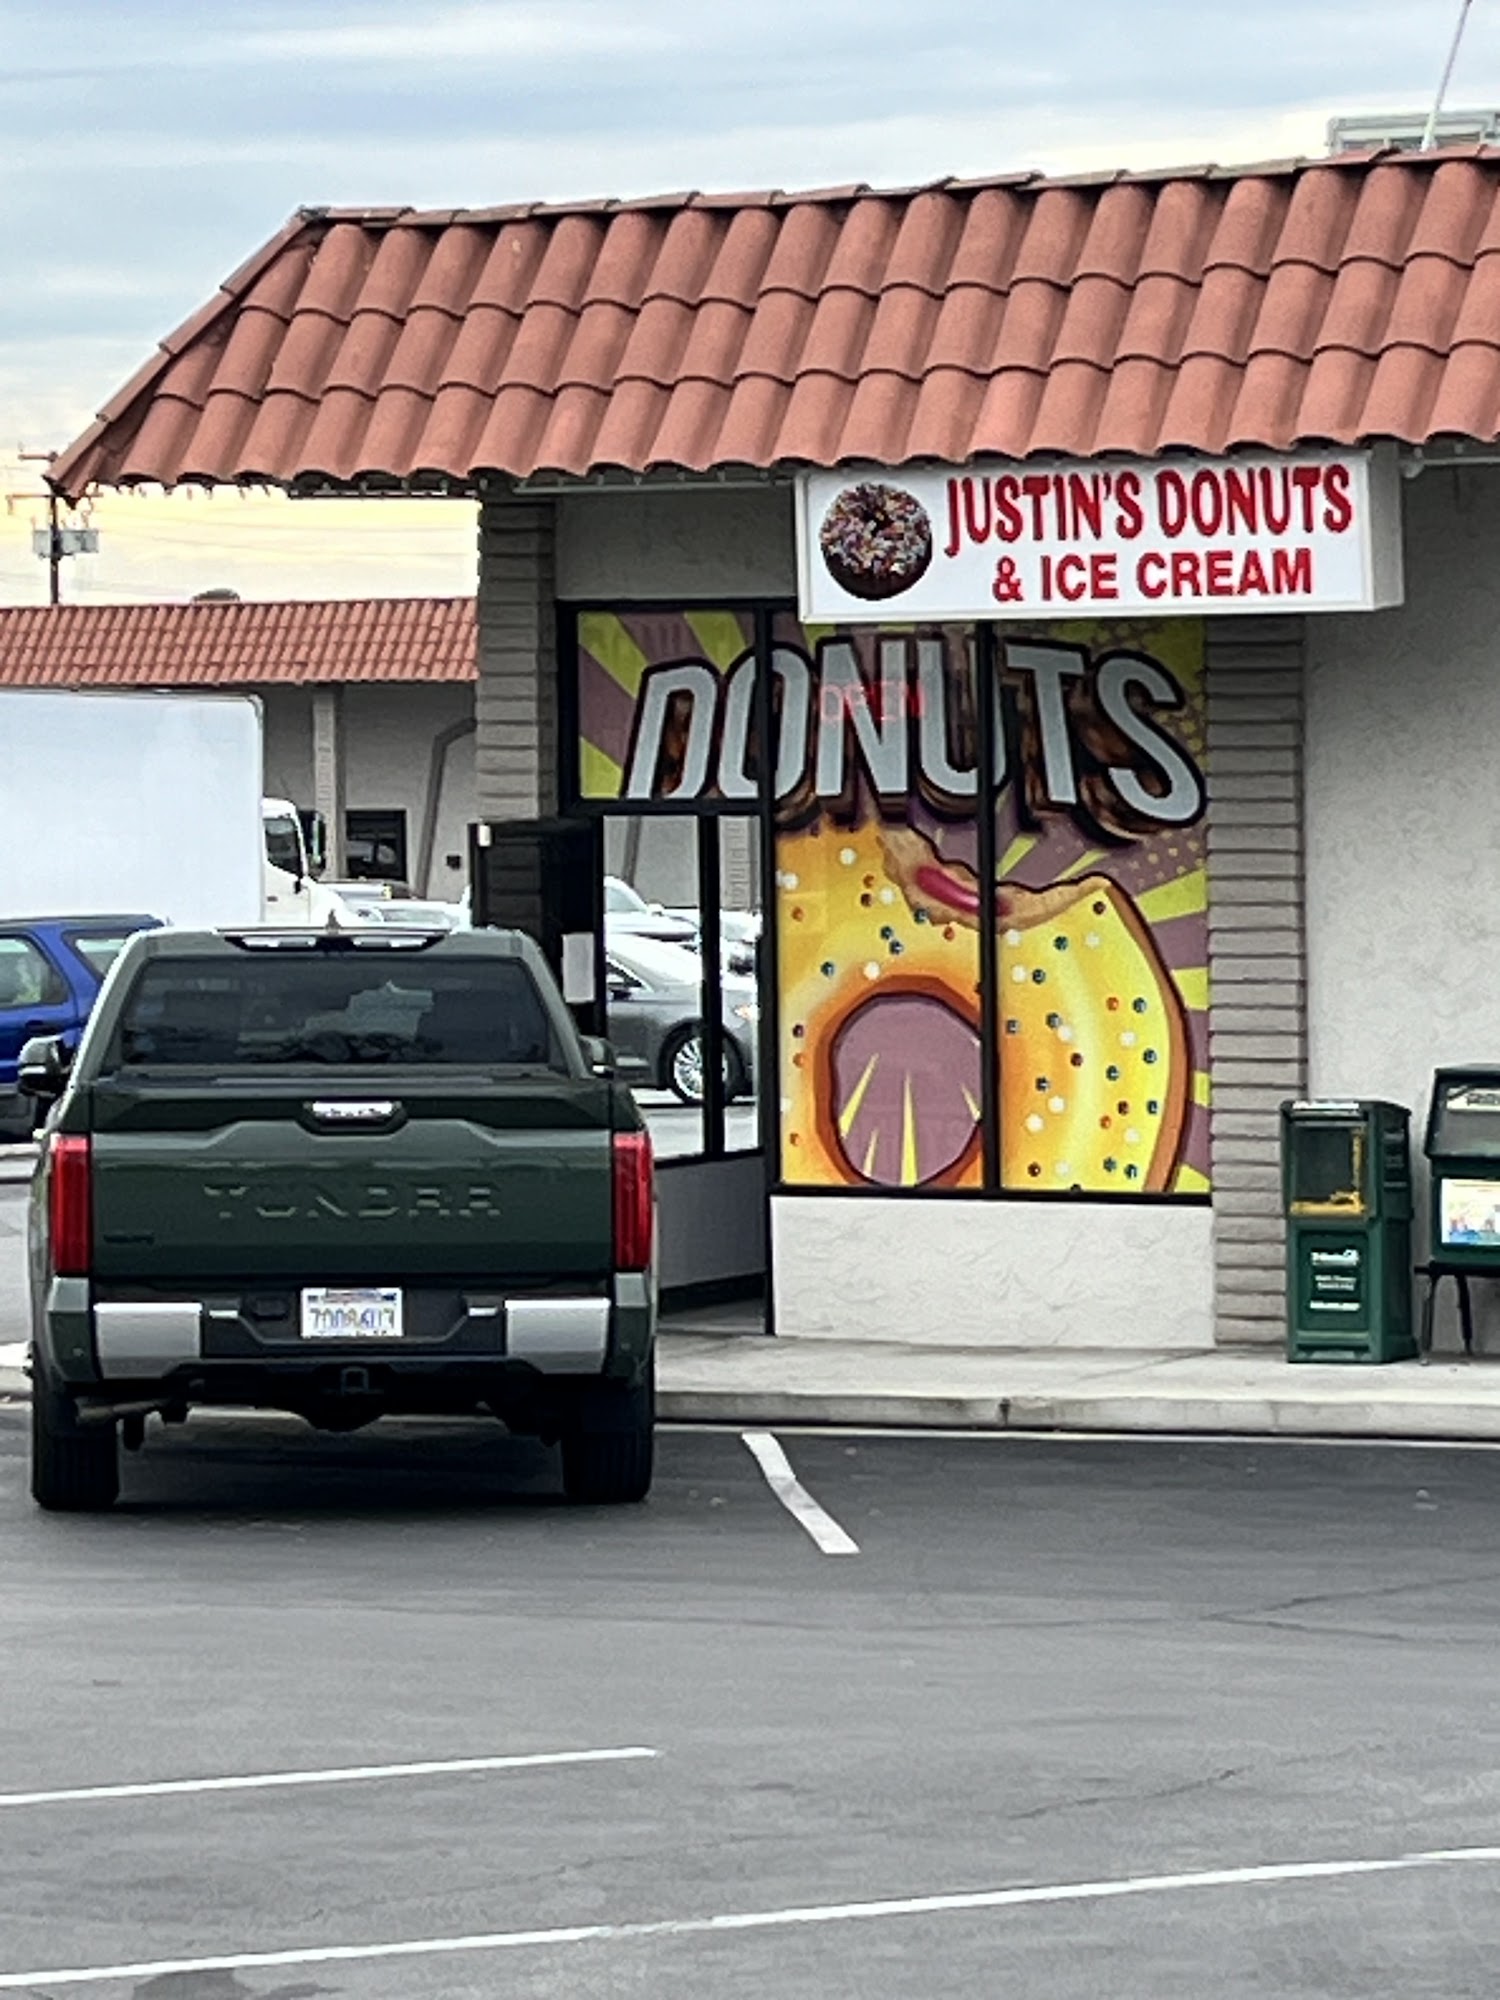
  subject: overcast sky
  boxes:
[2,0,1495,603]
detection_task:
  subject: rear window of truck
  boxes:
[107,956,567,1070]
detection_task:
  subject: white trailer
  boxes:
[0,691,360,927]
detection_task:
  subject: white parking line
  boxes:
[742,1430,859,1555]
[0,1745,656,1810]
[2,1841,1499,1988]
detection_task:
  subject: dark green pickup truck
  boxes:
[23,926,656,1511]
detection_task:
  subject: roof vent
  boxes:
[1327,109,1500,152]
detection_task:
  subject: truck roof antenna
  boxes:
[1422,0,1477,149]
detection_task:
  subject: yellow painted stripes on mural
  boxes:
[961,1084,981,1122]
[579,740,623,799]
[684,611,751,671]
[838,1053,879,1138]
[862,1129,881,1178]
[901,1078,919,1186]
[1174,966,1209,1012]
[1135,867,1207,924]
[1192,1071,1211,1108]
[579,613,650,697]
[1058,848,1107,881]
[1000,833,1038,875]
[1174,1164,1211,1194]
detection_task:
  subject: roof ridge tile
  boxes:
[0,597,476,688]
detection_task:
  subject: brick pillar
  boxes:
[1205,616,1308,1345]
[310,685,346,877]
[475,500,557,821]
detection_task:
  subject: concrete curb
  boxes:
[5,1344,1500,1443]
[657,1386,1500,1441]
[4,1380,1498,1440]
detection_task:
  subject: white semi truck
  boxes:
[261,796,366,925]
[0,691,364,928]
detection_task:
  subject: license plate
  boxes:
[299,1287,403,1341]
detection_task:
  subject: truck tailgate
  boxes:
[86,1077,616,1284]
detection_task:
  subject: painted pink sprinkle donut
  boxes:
[819,482,933,601]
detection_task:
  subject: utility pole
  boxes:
[7,449,99,603]
[41,489,60,604]
[18,451,60,603]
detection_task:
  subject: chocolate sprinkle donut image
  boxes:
[819,481,933,601]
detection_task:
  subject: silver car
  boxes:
[604,934,758,1105]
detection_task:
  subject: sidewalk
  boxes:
[656,1334,1500,1441]
[6,1330,1500,1440]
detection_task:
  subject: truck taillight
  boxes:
[49,1135,92,1279]
[612,1130,654,1273]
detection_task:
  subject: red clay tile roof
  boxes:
[49,150,1500,500]
[0,596,476,687]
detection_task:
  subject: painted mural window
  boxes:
[984,623,1209,1196]
[772,617,982,1189]
[570,607,1209,1199]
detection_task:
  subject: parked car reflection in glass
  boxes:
[604,935,757,1106]
[603,876,699,947]
[607,877,758,974]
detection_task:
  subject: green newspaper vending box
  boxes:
[1282,1100,1414,1363]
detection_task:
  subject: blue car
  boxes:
[0,915,161,1139]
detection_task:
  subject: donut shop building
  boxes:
[48,148,1500,1352]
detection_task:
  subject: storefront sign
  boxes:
[797,450,1403,622]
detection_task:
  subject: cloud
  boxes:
[240,1,678,63]
[20,264,179,304]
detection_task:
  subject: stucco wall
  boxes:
[259,682,476,896]
[1306,465,1500,1347]
[772,1195,1213,1347]
[342,683,474,896]
[260,689,314,804]
[556,487,795,599]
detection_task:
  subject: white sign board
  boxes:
[797,450,1403,622]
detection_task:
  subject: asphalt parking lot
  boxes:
[1,1411,1500,1996]
[634,1088,760,1159]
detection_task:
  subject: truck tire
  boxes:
[560,1376,654,1504]
[31,1378,120,1512]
